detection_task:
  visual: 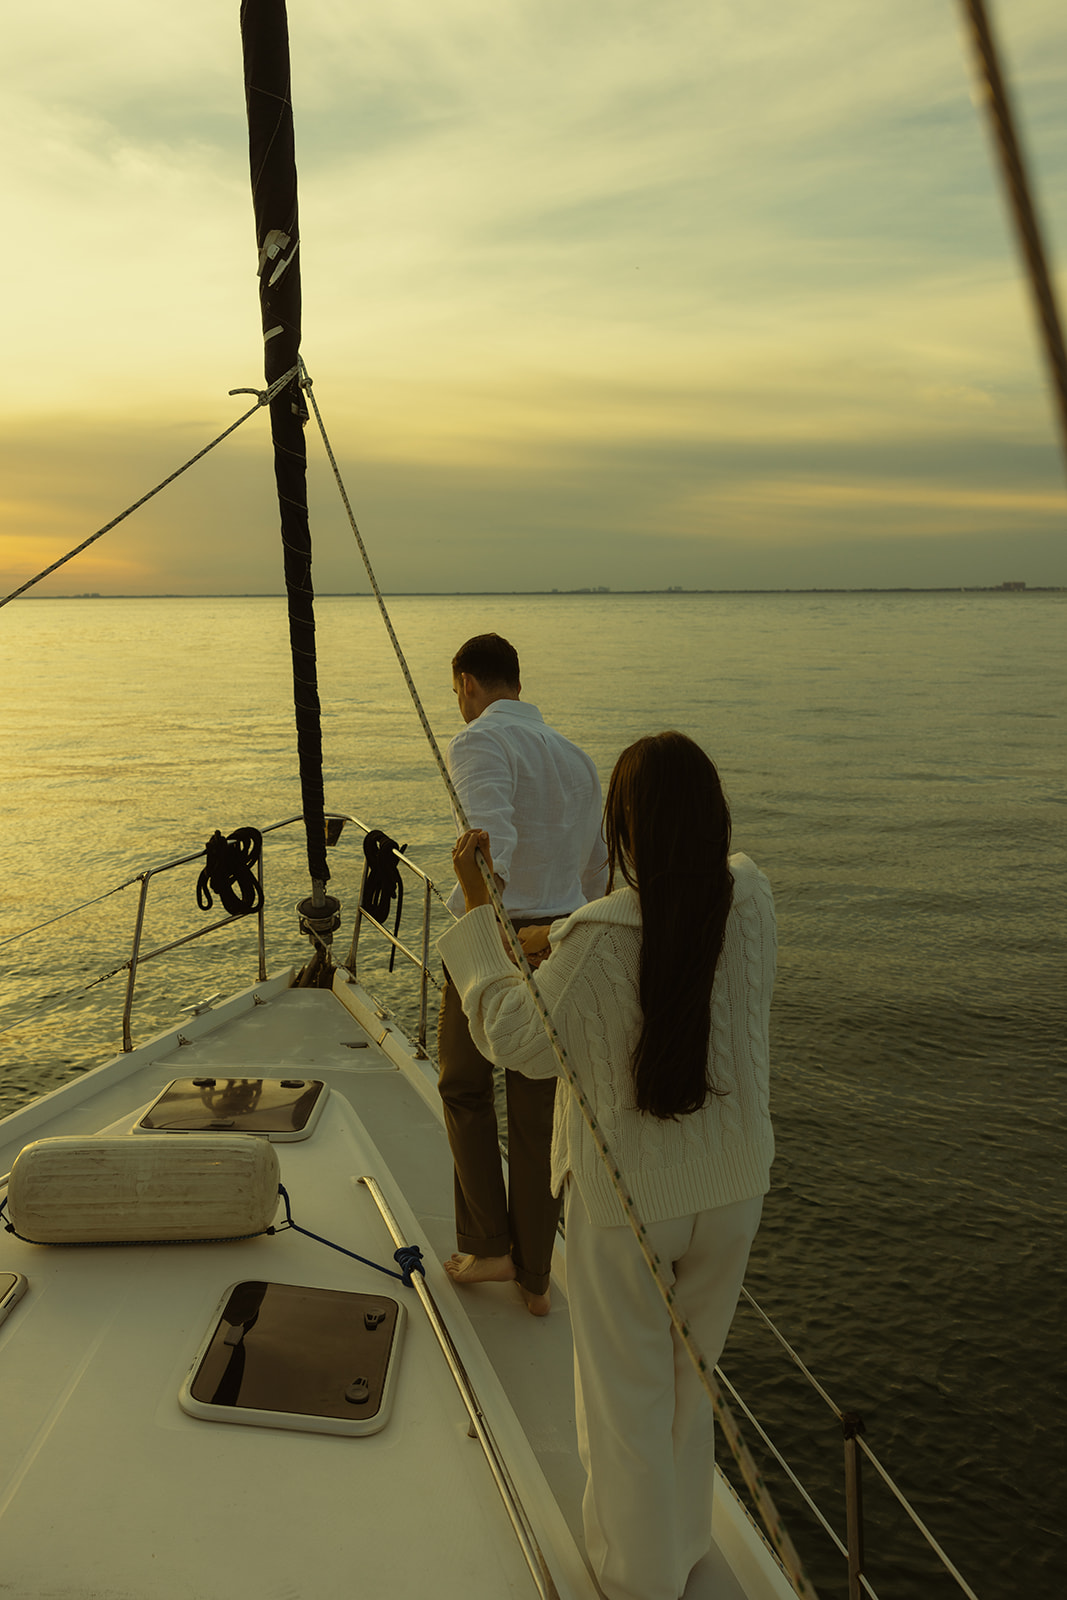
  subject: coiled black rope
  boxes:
[196,828,264,916]
[361,830,405,972]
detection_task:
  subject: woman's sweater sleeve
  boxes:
[437,904,587,1080]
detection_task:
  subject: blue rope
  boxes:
[270,1184,425,1286]
[1,1187,426,1286]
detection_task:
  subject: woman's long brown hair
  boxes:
[605,731,733,1119]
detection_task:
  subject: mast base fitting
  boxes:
[297,896,342,941]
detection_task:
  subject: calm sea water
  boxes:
[2,590,1065,1600]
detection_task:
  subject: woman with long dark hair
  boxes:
[437,731,775,1600]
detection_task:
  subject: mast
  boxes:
[240,0,339,960]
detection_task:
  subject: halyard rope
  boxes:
[0,367,299,611]
[302,362,818,1598]
[300,361,457,800]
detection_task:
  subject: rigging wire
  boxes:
[303,369,818,1599]
[959,0,1067,476]
[0,368,298,612]
[0,8,1038,1583]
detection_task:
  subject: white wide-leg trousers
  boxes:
[565,1188,764,1600]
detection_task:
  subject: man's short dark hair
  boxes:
[452,633,521,689]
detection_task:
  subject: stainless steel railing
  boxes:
[0,812,453,1057]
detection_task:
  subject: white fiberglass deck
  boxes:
[0,973,795,1600]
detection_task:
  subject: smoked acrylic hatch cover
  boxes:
[179,1280,406,1437]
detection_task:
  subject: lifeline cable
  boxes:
[0,963,132,1040]
[735,1286,982,1599]
[0,880,135,950]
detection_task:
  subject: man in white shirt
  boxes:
[439,633,607,1314]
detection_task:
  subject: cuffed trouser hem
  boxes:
[510,1249,557,1298]
[452,1239,555,1297]
[456,1231,512,1258]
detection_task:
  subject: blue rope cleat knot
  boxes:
[394,1245,425,1286]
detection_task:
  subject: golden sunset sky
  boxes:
[2,0,1066,595]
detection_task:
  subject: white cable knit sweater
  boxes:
[436,853,776,1227]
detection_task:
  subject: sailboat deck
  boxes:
[0,975,794,1600]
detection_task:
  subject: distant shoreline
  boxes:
[18,586,1067,600]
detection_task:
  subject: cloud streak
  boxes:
[1,0,1065,595]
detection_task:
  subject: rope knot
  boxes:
[394,1245,425,1286]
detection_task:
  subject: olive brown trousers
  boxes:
[437,920,563,1297]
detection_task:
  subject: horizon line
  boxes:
[12,585,1064,600]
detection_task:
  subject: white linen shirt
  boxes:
[445,698,607,917]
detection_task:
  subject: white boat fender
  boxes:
[1,1136,427,1286]
[2,1135,280,1245]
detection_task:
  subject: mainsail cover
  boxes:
[241,0,330,894]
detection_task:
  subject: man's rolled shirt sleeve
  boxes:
[447,724,520,887]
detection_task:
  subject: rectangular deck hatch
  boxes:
[136,1077,327,1140]
[180,1280,405,1437]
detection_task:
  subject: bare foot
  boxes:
[444,1252,516,1286]
[517,1284,551,1317]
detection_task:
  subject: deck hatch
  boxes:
[136,1076,328,1140]
[180,1280,405,1436]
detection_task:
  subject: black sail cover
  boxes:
[241,0,330,892]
